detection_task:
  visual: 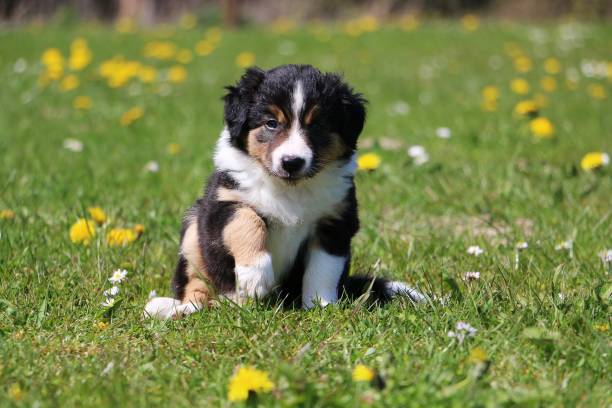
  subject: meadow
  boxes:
[0,14,611,407]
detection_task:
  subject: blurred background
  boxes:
[2,0,612,25]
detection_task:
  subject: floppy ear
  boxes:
[223,67,266,149]
[339,87,367,150]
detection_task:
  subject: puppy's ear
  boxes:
[223,67,266,149]
[339,87,367,150]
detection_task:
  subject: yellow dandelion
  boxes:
[167,143,181,155]
[60,74,79,91]
[73,95,92,110]
[70,218,96,245]
[94,321,109,330]
[143,41,177,60]
[0,209,16,220]
[461,14,479,31]
[195,40,215,56]
[69,38,92,71]
[530,117,555,139]
[587,84,607,100]
[399,14,419,31]
[227,366,274,402]
[580,152,609,171]
[510,78,530,95]
[514,55,532,73]
[481,98,497,112]
[593,323,609,332]
[138,66,157,83]
[235,51,255,69]
[87,207,107,224]
[514,100,539,116]
[482,85,499,101]
[7,383,24,401]
[468,347,488,363]
[204,26,222,44]
[107,228,138,247]
[357,15,379,33]
[352,364,375,382]
[133,223,145,235]
[176,49,193,64]
[540,76,557,92]
[543,57,561,74]
[168,65,187,83]
[357,153,382,171]
[120,106,144,126]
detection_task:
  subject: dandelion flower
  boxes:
[514,100,539,117]
[167,143,181,155]
[106,228,138,247]
[195,40,215,56]
[138,66,157,83]
[357,153,381,171]
[587,84,606,100]
[462,271,481,281]
[108,269,128,284]
[7,383,24,401]
[510,78,530,95]
[59,74,79,92]
[87,207,107,224]
[94,321,109,330]
[133,224,145,235]
[543,57,561,74]
[468,347,488,363]
[176,49,193,64]
[73,95,92,110]
[530,117,555,139]
[540,77,557,92]
[168,65,187,83]
[461,14,479,31]
[227,366,274,402]
[593,323,609,333]
[69,38,92,71]
[69,218,96,245]
[467,245,484,256]
[120,106,144,126]
[352,364,375,382]
[0,209,16,219]
[235,52,255,68]
[514,56,532,73]
[581,152,610,171]
[63,138,83,152]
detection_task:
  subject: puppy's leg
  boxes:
[223,207,274,301]
[302,247,346,309]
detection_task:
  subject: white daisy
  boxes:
[555,240,573,251]
[101,298,116,308]
[103,286,120,298]
[144,161,160,173]
[407,145,429,166]
[101,361,114,376]
[447,321,477,344]
[435,127,451,139]
[599,249,612,264]
[516,241,528,250]
[462,271,481,281]
[148,290,157,299]
[467,245,484,256]
[108,269,128,284]
[63,139,83,152]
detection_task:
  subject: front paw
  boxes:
[235,253,275,299]
[143,297,199,320]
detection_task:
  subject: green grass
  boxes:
[1,18,611,407]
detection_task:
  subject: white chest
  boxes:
[266,221,312,279]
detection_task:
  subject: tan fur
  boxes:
[217,187,243,202]
[223,206,267,265]
[269,105,287,124]
[318,132,347,165]
[304,104,318,125]
[180,219,210,305]
[247,126,269,165]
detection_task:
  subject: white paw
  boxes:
[143,297,199,320]
[302,295,337,310]
[385,281,426,303]
[235,253,275,299]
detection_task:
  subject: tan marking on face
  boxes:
[223,206,267,266]
[304,105,318,125]
[268,105,287,125]
[318,132,348,165]
[217,187,243,203]
[180,219,212,306]
[247,126,269,165]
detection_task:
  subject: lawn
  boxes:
[0,15,611,407]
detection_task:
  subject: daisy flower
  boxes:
[148,290,157,299]
[108,269,128,284]
[599,249,612,264]
[447,321,477,344]
[63,139,83,152]
[101,297,116,308]
[144,161,160,173]
[103,286,120,297]
[467,245,484,256]
[462,271,481,281]
[435,127,451,139]
[407,145,429,165]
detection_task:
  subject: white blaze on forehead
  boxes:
[271,80,313,174]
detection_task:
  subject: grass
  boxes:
[1,16,611,407]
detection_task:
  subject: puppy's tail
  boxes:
[339,275,426,305]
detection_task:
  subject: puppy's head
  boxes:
[223,64,366,181]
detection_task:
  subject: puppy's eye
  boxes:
[265,119,278,130]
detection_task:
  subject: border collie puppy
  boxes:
[145,64,424,319]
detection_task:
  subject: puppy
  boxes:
[145,64,424,319]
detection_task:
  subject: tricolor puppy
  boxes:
[145,64,424,319]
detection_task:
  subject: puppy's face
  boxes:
[224,65,366,181]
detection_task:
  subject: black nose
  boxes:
[281,156,306,174]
